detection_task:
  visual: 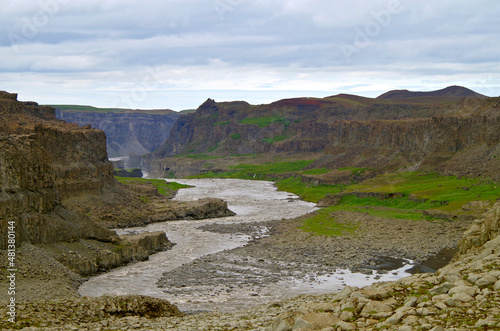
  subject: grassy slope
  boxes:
[187,160,500,236]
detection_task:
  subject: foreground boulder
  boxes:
[268,202,500,330]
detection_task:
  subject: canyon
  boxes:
[1,87,500,330]
[0,91,233,304]
[143,86,499,181]
[55,107,180,159]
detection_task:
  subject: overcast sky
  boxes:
[1,0,499,110]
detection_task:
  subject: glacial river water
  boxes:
[79,179,413,312]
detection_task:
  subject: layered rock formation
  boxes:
[55,108,180,158]
[143,88,500,179]
[315,102,500,181]
[0,91,116,248]
[0,91,234,302]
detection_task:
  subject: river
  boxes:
[79,179,413,312]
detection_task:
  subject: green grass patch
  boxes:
[346,171,500,212]
[229,160,315,174]
[301,168,330,175]
[340,194,441,210]
[207,143,220,152]
[231,133,241,140]
[187,160,317,181]
[338,167,370,176]
[115,177,191,196]
[300,206,358,236]
[263,135,290,144]
[174,154,222,160]
[239,115,289,128]
[275,176,343,203]
[214,121,230,126]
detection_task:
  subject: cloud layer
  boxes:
[1,0,499,109]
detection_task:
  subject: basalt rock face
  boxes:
[0,92,116,249]
[55,109,180,158]
[144,89,500,179]
[315,107,500,180]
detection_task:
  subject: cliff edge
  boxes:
[0,91,234,303]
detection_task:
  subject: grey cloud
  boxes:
[0,0,499,108]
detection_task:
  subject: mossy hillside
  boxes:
[276,176,344,203]
[282,171,499,236]
[239,115,290,128]
[345,172,500,212]
[189,160,317,179]
[186,161,500,237]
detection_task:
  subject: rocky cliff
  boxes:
[0,91,234,303]
[144,88,500,179]
[0,91,116,248]
[314,100,500,180]
[55,108,180,158]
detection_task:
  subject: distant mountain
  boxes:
[377,86,487,100]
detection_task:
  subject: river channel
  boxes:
[79,179,413,312]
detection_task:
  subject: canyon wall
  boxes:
[315,112,500,180]
[0,92,117,249]
[55,109,180,158]
[144,94,500,179]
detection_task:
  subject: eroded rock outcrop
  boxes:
[0,92,116,249]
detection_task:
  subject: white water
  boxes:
[79,179,413,312]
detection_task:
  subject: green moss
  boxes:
[346,171,500,212]
[276,176,344,203]
[139,196,151,203]
[262,135,290,144]
[231,133,241,140]
[338,167,370,176]
[187,160,317,181]
[214,121,230,126]
[300,206,359,236]
[115,177,191,196]
[301,168,330,175]
[239,115,289,128]
[207,143,220,152]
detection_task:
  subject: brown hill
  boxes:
[377,85,487,100]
